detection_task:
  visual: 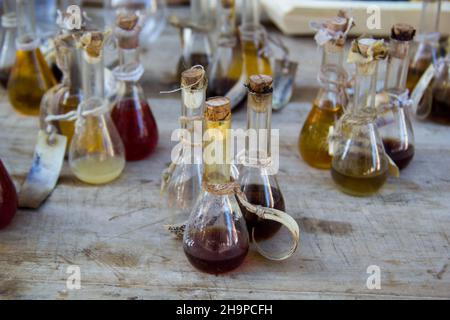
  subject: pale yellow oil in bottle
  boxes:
[331,167,388,197]
[71,156,125,185]
[242,40,272,77]
[59,94,80,147]
[299,101,343,169]
[7,48,56,116]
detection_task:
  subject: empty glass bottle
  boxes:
[208,0,243,99]
[239,74,284,241]
[331,38,389,197]
[69,31,125,185]
[377,24,416,170]
[239,0,272,78]
[111,13,158,161]
[0,12,16,88]
[0,159,17,229]
[7,0,56,116]
[406,0,441,93]
[183,96,249,274]
[162,66,206,224]
[299,13,352,169]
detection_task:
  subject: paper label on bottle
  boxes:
[411,64,435,119]
[18,130,67,209]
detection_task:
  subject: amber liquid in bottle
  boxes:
[183,226,249,274]
[8,48,56,116]
[238,184,284,241]
[59,95,80,147]
[383,138,415,170]
[406,57,431,93]
[299,101,343,169]
[430,88,450,124]
[242,40,272,77]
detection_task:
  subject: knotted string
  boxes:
[160,65,206,94]
[165,180,300,261]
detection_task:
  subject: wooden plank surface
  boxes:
[1,20,450,300]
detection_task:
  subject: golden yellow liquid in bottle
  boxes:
[59,94,80,147]
[71,156,125,185]
[7,48,56,116]
[331,166,388,197]
[406,57,431,93]
[299,102,343,169]
[242,40,272,77]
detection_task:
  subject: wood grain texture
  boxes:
[0,22,450,300]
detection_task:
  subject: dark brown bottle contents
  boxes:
[383,138,415,170]
[239,184,285,241]
[183,227,248,274]
[430,89,450,124]
[50,62,63,83]
[0,67,11,88]
[177,53,210,78]
[208,78,237,97]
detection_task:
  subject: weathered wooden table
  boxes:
[1,18,450,300]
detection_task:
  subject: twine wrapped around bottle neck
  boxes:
[166,179,300,261]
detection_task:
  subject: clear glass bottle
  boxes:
[111,13,158,161]
[406,0,441,92]
[69,31,125,185]
[164,67,206,224]
[0,159,17,229]
[208,0,243,98]
[183,96,249,274]
[299,15,351,169]
[0,12,16,88]
[239,0,272,78]
[238,75,284,241]
[331,39,389,197]
[377,24,416,170]
[7,0,56,116]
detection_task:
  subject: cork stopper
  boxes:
[80,31,104,58]
[248,75,273,94]
[221,0,235,9]
[205,97,231,122]
[116,12,141,49]
[117,13,139,31]
[181,67,206,90]
[325,16,347,32]
[351,38,388,60]
[391,23,416,41]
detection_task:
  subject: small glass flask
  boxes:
[406,0,441,93]
[176,0,214,76]
[377,24,416,170]
[239,74,285,241]
[0,12,17,88]
[111,13,158,161]
[299,13,352,169]
[239,0,272,77]
[7,0,56,116]
[331,38,389,197]
[163,67,206,224]
[69,31,125,185]
[0,159,17,229]
[183,97,249,274]
[208,0,243,98]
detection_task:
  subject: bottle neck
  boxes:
[247,90,272,160]
[384,39,410,92]
[241,0,260,27]
[81,54,104,100]
[204,117,231,185]
[419,0,441,35]
[16,0,37,43]
[319,43,345,90]
[181,86,206,131]
[220,4,237,38]
[353,61,379,113]
[191,0,212,26]
[119,47,140,66]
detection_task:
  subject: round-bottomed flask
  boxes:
[239,75,284,241]
[0,159,17,229]
[331,39,389,197]
[0,12,17,88]
[299,14,352,169]
[377,24,416,170]
[183,97,249,274]
[7,0,56,116]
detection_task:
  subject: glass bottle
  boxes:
[177,0,214,76]
[299,15,351,169]
[69,31,125,185]
[238,74,284,241]
[429,54,450,123]
[331,38,389,197]
[183,96,249,274]
[7,0,56,116]
[377,24,416,170]
[111,13,158,161]
[239,0,272,77]
[406,0,441,93]
[208,0,243,97]
[0,12,16,88]
[0,159,17,229]
[163,67,206,224]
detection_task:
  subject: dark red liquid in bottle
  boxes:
[112,99,158,161]
[0,159,17,229]
[383,138,415,170]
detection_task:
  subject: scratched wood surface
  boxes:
[1,14,450,300]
